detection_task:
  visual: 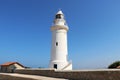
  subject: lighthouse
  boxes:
[49,10,72,70]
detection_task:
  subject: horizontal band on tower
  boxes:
[51,25,69,31]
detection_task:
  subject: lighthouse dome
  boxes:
[56,10,63,14]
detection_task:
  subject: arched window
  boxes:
[56,42,58,46]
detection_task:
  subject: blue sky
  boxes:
[0,0,120,69]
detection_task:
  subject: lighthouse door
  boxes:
[54,64,57,69]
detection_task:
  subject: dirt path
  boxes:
[0,73,66,80]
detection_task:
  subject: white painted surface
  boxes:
[49,10,72,70]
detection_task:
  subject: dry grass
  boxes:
[0,74,37,80]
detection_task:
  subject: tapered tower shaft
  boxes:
[49,10,72,70]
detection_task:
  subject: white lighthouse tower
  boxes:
[49,10,72,70]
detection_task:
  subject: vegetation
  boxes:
[38,66,45,68]
[108,61,120,69]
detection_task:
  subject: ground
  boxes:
[0,74,36,80]
[0,73,66,80]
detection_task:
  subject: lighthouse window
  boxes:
[56,14,61,19]
[56,42,58,46]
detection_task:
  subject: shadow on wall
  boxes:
[15,69,120,80]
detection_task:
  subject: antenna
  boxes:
[59,8,62,11]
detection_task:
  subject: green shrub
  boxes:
[108,61,120,69]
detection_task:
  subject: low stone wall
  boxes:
[15,69,120,80]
